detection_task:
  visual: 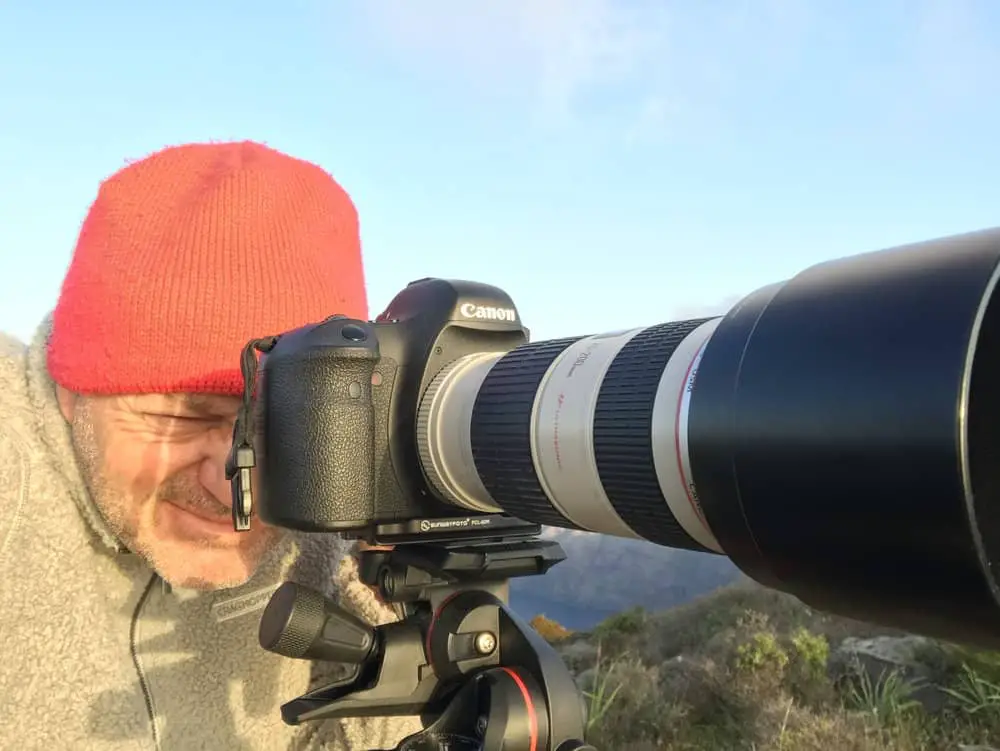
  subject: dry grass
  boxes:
[533,581,1000,751]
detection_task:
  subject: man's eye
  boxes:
[148,413,209,424]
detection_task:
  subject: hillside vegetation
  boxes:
[530,580,1000,750]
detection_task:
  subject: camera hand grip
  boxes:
[317,326,379,525]
[256,318,380,531]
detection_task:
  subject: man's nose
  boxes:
[199,454,234,509]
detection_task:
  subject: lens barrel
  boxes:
[415,227,1000,645]
[689,228,1000,645]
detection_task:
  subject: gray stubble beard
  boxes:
[67,399,280,589]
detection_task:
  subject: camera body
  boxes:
[251,278,529,540]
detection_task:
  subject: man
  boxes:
[0,141,423,750]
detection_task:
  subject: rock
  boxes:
[830,635,950,712]
[836,635,934,666]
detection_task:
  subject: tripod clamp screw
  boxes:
[474,631,497,655]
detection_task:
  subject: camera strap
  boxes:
[225,335,279,531]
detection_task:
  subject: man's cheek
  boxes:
[101,437,179,498]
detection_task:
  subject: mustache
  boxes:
[156,474,229,519]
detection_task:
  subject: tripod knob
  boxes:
[259,581,377,665]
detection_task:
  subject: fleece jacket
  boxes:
[0,319,424,751]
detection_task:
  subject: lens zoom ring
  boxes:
[470,337,587,529]
[594,321,712,551]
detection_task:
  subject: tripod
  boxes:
[258,535,598,751]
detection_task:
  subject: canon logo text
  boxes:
[459,303,517,322]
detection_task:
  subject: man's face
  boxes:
[58,389,282,590]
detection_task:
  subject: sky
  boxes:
[2,0,1000,343]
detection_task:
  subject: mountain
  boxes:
[507,528,741,629]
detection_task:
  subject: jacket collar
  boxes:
[26,316,126,553]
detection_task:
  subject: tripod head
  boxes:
[258,530,597,751]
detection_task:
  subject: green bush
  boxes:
[591,606,648,655]
[735,631,789,673]
[568,580,1000,750]
[791,627,829,672]
[593,605,646,638]
[787,627,831,706]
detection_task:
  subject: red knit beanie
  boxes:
[48,140,368,396]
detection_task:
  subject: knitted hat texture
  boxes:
[48,140,367,396]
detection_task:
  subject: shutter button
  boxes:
[341,324,367,342]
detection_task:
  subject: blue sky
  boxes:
[2,0,999,343]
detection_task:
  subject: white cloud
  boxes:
[337,0,998,139]
[338,0,839,142]
[344,0,666,128]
